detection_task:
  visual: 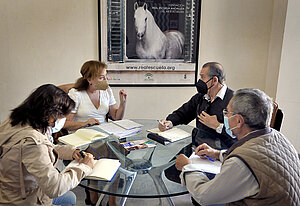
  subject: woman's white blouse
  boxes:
[68,87,116,123]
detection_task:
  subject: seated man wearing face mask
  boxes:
[159,62,236,149]
[175,88,300,206]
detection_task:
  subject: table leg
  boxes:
[118,167,138,206]
[148,160,176,206]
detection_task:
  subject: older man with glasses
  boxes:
[175,88,300,206]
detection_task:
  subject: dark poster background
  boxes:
[126,0,200,62]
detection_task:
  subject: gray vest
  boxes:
[225,128,300,206]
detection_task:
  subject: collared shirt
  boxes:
[204,84,227,103]
[180,150,259,205]
[168,84,229,131]
[204,84,228,134]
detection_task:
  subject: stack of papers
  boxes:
[98,119,143,138]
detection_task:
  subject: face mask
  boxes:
[95,80,109,90]
[51,117,66,134]
[196,78,213,94]
[224,115,237,138]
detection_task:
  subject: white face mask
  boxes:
[50,117,66,134]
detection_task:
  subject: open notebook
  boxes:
[189,152,222,174]
[64,159,121,181]
[147,127,190,144]
[58,128,108,148]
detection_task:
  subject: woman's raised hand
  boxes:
[119,89,127,105]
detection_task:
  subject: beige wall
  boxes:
[276,0,300,152]
[0,0,99,120]
[1,0,295,150]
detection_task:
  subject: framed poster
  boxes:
[98,0,201,86]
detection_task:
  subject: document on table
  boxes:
[112,119,143,130]
[189,152,222,174]
[98,119,142,138]
[147,127,190,142]
[58,128,108,148]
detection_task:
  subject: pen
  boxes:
[204,155,215,162]
[79,151,85,159]
[89,146,101,160]
[192,146,214,162]
[157,120,167,128]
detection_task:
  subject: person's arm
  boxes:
[180,157,259,205]
[53,144,78,160]
[22,138,93,198]
[166,93,202,126]
[109,89,127,120]
[63,113,100,131]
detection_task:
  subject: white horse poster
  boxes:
[130,2,184,59]
[99,0,201,85]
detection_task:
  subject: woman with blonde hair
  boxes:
[64,60,127,206]
[64,60,127,131]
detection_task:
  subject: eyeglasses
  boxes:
[223,109,235,117]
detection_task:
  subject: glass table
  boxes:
[79,119,194,206]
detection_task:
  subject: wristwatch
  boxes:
[216,123,224,134]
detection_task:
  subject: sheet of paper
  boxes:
[189,152,222,174]
[88,158,121,181]
[58,134,90,148]
[98,123,127,134]
[75,128,108,141]
[158,128,190,142]
[147,128,161,133]
[113,119,143,130]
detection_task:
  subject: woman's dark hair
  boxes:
[9,84,75,133]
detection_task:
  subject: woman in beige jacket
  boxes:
[0,84,95,206]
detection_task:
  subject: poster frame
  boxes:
[98,0,201,87]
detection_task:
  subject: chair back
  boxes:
[270,101,284,131]
[57,83,75,93]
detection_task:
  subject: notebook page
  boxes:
[189,152,221,174]
[158,128,190,142]
[98,123,127,134]
[112,119,143,130]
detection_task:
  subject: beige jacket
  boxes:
[0,119,92,206]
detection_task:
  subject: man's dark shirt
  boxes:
[166,87,236,149]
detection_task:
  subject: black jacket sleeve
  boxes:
[166,93,203,126]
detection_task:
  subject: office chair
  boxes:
[57,83,75,93]
[270,101,284,131]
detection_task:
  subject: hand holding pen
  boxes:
[157,120,171,132]
[194,143,220,162]
[73,150,95,168]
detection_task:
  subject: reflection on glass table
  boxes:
[79,119,194,206]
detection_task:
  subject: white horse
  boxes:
[134,2,185,59]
